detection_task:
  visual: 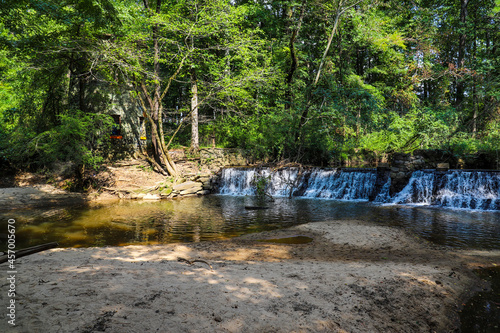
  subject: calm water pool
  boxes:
[1,195,499,251]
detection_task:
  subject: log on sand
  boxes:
[0,242,59,264]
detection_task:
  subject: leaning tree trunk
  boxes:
[139,0,178,177]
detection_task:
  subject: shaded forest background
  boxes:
[0,0,499,175]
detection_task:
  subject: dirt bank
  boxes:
[0,158,215,209]
[0,185,85,210]
[2,220,497,333]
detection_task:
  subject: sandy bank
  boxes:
[0,185,85,210]
[1,220,498,333]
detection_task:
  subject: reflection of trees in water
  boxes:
[4,197,499,249]
[125,199,228,244]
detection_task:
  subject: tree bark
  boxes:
[284,1,306,114]
[313,0,344,86]
[472,8,478,136]
[191,70,199,150]
[138,0,178,177]
[456,0,469,109]
[286,2,306,86]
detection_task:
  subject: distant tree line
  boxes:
[0,0,498,175]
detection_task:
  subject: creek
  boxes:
[0,166,499,330]
[1,195,498,250]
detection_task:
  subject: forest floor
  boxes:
[2,220,499,332]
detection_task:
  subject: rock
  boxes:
[160,188,172,196]
[143,193,161,200]
[180,186,203,195]
[173,181,202,192]
[436,163,449,170]
[197,190,211,195]
[131,193,146,199]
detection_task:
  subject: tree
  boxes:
[97,0,272,175]
[0,0,121,170]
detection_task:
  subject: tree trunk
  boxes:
[284,2,306,111]
[314,0,348,86]
[140,0,178,177]
[297,0,353,144]
[191,70,199,150]
[472,9,478,136]
[286,2,306,85]
[456,0,469,109]
[151,1,163,165]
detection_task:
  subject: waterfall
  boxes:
[298,169,376,200]
[217,168,259,196]
[391,171,435,205]
[373,179,391,203]
[434,171,500,210]
[389,170,499,210]
[217,167,500,211]
[218,167,376,201]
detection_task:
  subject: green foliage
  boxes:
[2,112,114,170]
[251,172,271,199]
[1,0,499,171]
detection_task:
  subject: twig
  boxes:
[177,257,214,271]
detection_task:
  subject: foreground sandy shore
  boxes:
[2,220,498,333]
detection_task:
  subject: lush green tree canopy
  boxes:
[1,0,499,172]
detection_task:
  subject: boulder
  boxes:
[131,193,146,199]
[197,190,211,195]
[143,193,161,200]
[173,181,202,192]
[175,181,203,195]
[436,163,449,171]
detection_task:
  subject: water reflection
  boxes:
[0,196,499,251]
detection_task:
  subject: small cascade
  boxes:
[389,170,500,210]
[217,168,259,196]
[297,169,376,200]
[217,167,500,210]
[434,171,500,210]
[218,167,376,201]
[391,171,436,205]
[373,179,391,203]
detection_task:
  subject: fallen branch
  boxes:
[0,242,59,264]
[177,257,214,271]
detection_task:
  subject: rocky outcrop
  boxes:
[200,148,252,167]
[124,174,219,201]
[389,151,455,194]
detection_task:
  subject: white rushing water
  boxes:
[218,167,377,201]
[391,171,436,205]
[434,171,500,210]
[389,170,499,210]
[218,167,500,210]
[301,169,377,200]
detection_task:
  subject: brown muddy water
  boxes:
[1,195,499,250]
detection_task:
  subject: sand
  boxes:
[0,186,85,209]
[1,220,499,333]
